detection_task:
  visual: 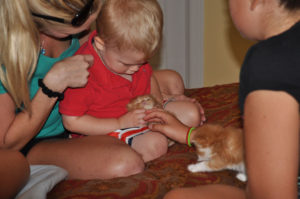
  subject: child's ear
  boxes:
[94,36,105,51]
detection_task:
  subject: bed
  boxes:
[47,82,245,199]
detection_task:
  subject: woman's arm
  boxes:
[244,90,299,199]
[0,91,58,150]
[0,55,93,150]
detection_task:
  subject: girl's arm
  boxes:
[144,109,190,143]
[62,109,147,136]
[244,90,299,199]
[0,55,92,150]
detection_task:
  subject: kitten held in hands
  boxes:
[188,124,247,182]
[127,94,175,146]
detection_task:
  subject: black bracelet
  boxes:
[38,79,64,101]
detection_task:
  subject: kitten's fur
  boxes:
[127,94,175,146]
[188,124,247,181]
[127,94,162,111]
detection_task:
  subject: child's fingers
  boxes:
[132,109,146,114]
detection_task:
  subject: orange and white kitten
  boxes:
[127,94,162,111]
[188,124,247,181]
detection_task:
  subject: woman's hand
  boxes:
[43,54,94,92]
[144,108,189,143]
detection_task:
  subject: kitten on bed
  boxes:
[187,124,247,182]
[127,94,175,146]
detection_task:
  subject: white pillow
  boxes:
[16,165,68,199]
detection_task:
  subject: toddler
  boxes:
[59,0,201,162]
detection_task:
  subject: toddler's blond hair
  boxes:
[96,0,163,59]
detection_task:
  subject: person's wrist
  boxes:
[38,79,64,101]
[43,73,67,93]
[176,125,189,144]
[186,127,196,147]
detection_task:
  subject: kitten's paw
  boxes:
[187,162,209,173]
[236,173,247,182]
[188,164,199,173]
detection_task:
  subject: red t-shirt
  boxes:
[59,31,152,118]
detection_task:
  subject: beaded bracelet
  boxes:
[38,78,64,101]
[162,97,175,108]
[186,127,195,147]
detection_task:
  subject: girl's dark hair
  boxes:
[280,0,300,10]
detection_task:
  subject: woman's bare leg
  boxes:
[0,150,30,199]
[164,184,246,199]
[27,135,145,179]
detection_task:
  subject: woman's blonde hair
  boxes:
[96,0,163,59]
[0,0,100,113]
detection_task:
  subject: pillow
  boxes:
[16,165,68,199]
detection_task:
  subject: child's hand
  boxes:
[165,94,206,125]
[118,109,146,129]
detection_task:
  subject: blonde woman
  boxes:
[0,0,148,180]
[0,0,205,180]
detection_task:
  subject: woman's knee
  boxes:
[109,148,145,177]
[0,150,30,199]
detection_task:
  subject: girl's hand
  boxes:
[166,94,206,125]
[118,109,146,129]
[43,54,94,92]
[144,108,189,143]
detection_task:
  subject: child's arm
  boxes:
[62,109,147,135]
[150,75,163,104]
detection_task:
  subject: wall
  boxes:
[203,0,255,87]
[153,0,204,89]
[153,0,254,88]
